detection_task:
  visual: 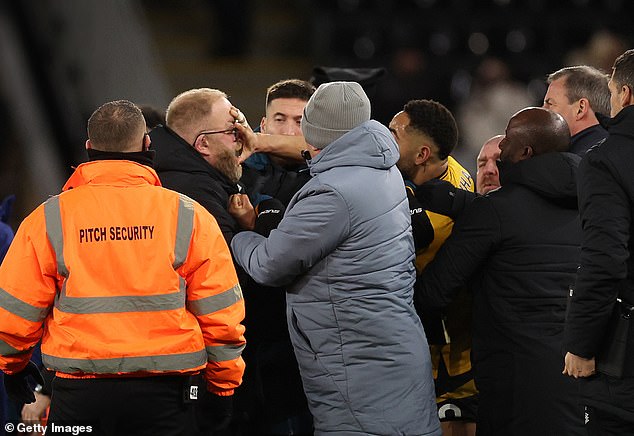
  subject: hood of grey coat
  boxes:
[308,120,399,175]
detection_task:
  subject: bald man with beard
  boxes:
[416,107,585,435]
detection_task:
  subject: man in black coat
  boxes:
[417,107,585,435]
[563,49,634,434]
[151,89,292,434]
[543,65,610,155]
[150,88,248,244]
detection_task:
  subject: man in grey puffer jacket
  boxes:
[230,81,440,436]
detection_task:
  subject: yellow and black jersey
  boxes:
[415,156,474,273]
[415,156,477,406]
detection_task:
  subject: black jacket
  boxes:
[569,123,608,156]
[151,129,305,429]
[241,153,311,207]
[150,126,242,244]
[565,105,634,362]
[418,152,583,435]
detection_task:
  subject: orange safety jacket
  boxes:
[0,160,245,395]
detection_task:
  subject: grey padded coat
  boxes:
[231,120,440,436]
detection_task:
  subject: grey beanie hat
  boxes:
[301,81,371,149]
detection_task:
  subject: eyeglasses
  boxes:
[192,128,242,157]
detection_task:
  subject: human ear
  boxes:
[193,135,209,155]
[260,117,267,133]
[522,146,534,159]
[415,145,431,166]
[577,99,588,119]
[622,85,633,107]
[143,133,151,151]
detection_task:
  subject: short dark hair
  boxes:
[612,49,634,92]
[547,66,611,116]
[265,79,315,109]
[403,99,458,160]
[87,100,146,152]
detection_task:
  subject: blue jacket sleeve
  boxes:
[0,222,14,263]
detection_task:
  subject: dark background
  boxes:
[0,0,632,226]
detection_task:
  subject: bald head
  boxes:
[476,135,503,194]
[499,107,570,163]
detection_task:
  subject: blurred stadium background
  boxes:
[0,0,632,226]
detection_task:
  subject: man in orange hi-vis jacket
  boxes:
[0,100,245,435]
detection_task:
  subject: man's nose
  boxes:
[485,161,498,174]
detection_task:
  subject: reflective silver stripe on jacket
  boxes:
[44,196,68,278]
[0,287,49,322]
[42,349,208,374]
[206,343,245,362]
[0,339,30,356]
[44,194,195,314]
[173,194,194,269]
[188,284,243,316]
[55,290,186,314]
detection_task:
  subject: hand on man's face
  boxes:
[230,107,257,163]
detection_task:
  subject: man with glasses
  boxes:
[151,88,248,244]
[152,89,293,434]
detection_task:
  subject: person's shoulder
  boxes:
[444,156,474,192]
[475,185,511,208]
[157,188,220,221]
[164,170,229,198]
[604,131,634,151]
[288,175,343,205]
[155,185,216,206]
[585,134,633,166]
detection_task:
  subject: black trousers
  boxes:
[586,406,634,435]
[48,376,192,436]
[582,373,634,436]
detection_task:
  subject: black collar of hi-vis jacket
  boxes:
[87,148,155,167]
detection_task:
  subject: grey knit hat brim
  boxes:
[301,114,355,150]
[301,81,371,149]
